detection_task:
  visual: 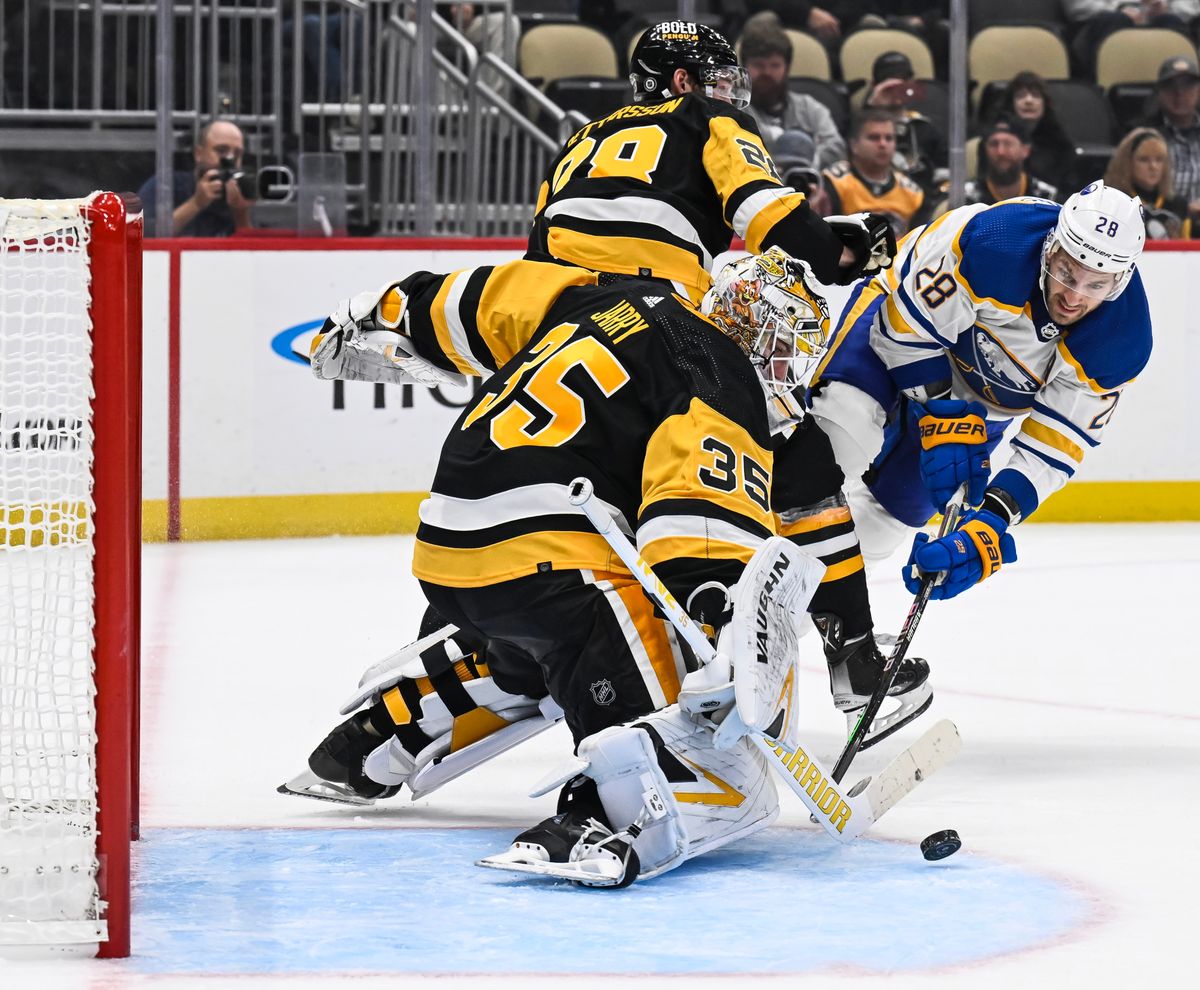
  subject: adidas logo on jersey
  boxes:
[1037,321,1061,342]
[642,295,664,308]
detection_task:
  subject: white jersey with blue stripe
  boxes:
[868,197,1153,520]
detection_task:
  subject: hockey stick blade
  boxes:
[858,718,961,820]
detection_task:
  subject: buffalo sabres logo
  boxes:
[1036,321,1061,342]
[590,679,616,706]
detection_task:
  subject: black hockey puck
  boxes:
[920,829,962,861]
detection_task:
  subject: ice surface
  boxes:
[3,524,1197,988]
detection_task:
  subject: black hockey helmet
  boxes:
[630,22,751,109]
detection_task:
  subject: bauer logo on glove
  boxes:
[903,508,1017,600]
[911,399,991,511]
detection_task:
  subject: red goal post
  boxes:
[0,192,141,958]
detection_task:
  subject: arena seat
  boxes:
[839,29,934,88]
[1096,28,1197,89]
[520,24,618,90]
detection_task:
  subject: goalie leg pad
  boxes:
[478,707,777,887]
[581,706,779,881]
[366,694,565,799]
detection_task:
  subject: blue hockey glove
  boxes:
[902,508,1018,600]
[912,399,991,511]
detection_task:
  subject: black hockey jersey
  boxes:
[527,93,846,297]
[400,259,777,601]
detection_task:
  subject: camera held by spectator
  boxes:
[218,155,258,202]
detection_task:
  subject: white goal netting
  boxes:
[0,199,105,947]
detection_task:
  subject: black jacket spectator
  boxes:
[991,71,1078,194]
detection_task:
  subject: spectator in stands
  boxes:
[822,108,926,236]
[1064,1,1197,78]
[1105,127,1193,237]
[966,114,1060,205]
[1141,55,1200,209]
[743,2,845,46]
[741,17,847,169]
[993,71,1078,193]
[854,2,951,79]
[772,129,832,212]
[439,4,520,97]
[863,50,946,192]
[137,120,252,238]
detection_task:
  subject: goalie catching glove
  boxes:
[904,508,1017,600]
[310,281,466,388]
[912,398,991,511]
[827,212,897,283]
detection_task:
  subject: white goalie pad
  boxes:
[582,706,779,881]
[477,706,778,886]
[364,694,565,799]
[726,537,825,751]
[339,624,461,714]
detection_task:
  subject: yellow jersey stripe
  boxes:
[743,191,806,253]
[883,291,922,337]
[412,531,626,588]
[779,505,853,537]
[820,555,865,583]
[1021,418,1085,463]
[640,534,758,566]
[545,227,711,294]
[613,579,682,701]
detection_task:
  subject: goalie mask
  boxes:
[630,22,751,110]
[1040,180,1145,303]
[702,248,831,397]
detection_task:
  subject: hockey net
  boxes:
[0,193,140,958]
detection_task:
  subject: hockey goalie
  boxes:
[281,249,954,886]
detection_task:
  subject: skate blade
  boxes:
[476,849,624,887]
[276,769,379,807]
[855,689,934,752]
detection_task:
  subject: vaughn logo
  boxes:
[1037,321,1061,342]
[590,679,616,706]
[756,553,792,666]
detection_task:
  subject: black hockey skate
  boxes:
[477,777,640,888]
[277,710,401,806]
[813,612,933,749]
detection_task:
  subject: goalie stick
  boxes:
[567,478,959,843]
[829,482,968,784]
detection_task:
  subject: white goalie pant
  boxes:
[581,706,779,881]
[807,380,913,567]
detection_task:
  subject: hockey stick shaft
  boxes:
[568,477,871,841]
[568,478,718,664]
[830,482,968,783]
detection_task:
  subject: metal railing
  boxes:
[5,1,972,236]
[377,0,585,236]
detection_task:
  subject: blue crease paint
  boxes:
[132,827,1085,975]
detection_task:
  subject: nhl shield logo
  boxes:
[590,679,616,706]
[1037,321,1061,342]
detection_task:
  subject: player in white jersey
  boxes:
[804,181,1152,598]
